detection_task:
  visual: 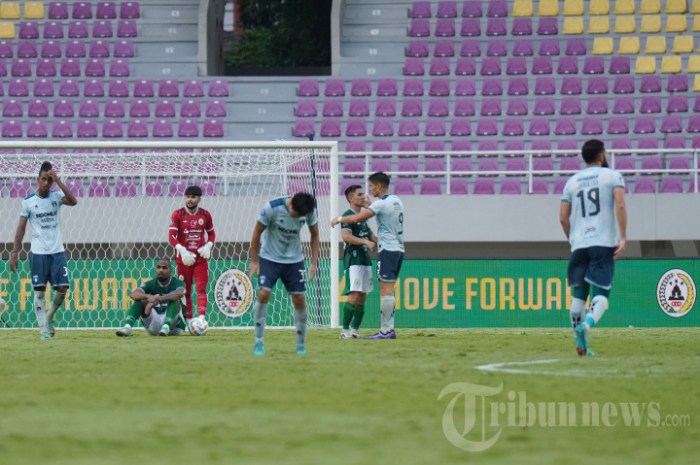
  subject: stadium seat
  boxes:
[8,78,29,96]
[693,0,700,12]
[618,37,640,54]
[557,57,578,74]
[25,2,46,19]
[454,99,476,116]
[20,21,41,39]
[203,119,224,138]
[666,0,687,13]
[635,57,656,74]
[512,39,533,57]
[54,99,75,117]
[77,119,98,137]
[455,57,476,75]
[480,57,501,75]
[72,2,93,19]
[661,56,682,74]
[588,16,609,34]
[512,0,533,16]
[486,40,506,57]
[41,41,62,58]
[534,77,556,97]
[688,56,700,73]
[487,0,508,17]
[473,178,495,194]
[0,2,20,19]
[592,38,613,55]
[661,115,683,133]
[116,20,137,37]
[350,79,371,96]
[537,17,558,35]
[563,17,583,34]
[429,58,450,75]
[177,119,198,138]
[645,36,666,54]
[640,0,661,14]
[587,78,608,95]
[68,21,89,38]
[639,75,661,92]
[322,99,343,117]
[561,76,582,95]
[565,38,586,56]
[481,78,502,95]
[590,0,610,14]
[0,21,15,39]
[347,99,368,117]
[633,178,656,193]
[640,15,661,33]
[93,21,113,38]
[88,40,109,58]
[52,120,73,137]
[506,98,528,115]
[532,57,553,74]
[660,178,684,193]
[120,2,141,19]
[672,36,694,54]
[480,99,501,116]
[695,75,700,92]
[610,97,632,115]
[609,57,631,74]
[614,15,635,33]
[666,15,687,32]
[454,79,475,96]
[634,116,656,133]
[486,18,506,36]
[113,40,134,58]
[500,179,522,195]
[428,78,450,96]
[640,95,661,113]
[104,99,125,117]
[410,2,431,18]
[539,0,559,15]
[563,0,584,15]
[128,99,150,118]
[433,40,454,57]
[667,74,688,92]
[9,180,32,196]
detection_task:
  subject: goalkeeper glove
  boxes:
[175,244,196,266]
[197,242,213,260]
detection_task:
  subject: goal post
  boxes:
[0,140,340,330]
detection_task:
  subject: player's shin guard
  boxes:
[342,302,356,330]
[124,301,142,327]
[34,291,47,330]
[163,301,179,328]
[253,301,267,341]
[585,295,608,328]
[569,298,586,334]
[294,307,307,347]
[47,290,66,324]
[351,304,365,330]
[380,296,395,333]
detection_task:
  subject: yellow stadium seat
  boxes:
[665,0,687,13]
[538,0,559,16]
[588,16,610,33]
[589,0,610,14]
[24,2,45,19]
[563,0,584,15]
[693,74,700,91]
[0,2,20,19]
[640,0,661,13]
[661,55,682,73]
[619,37,641,54]
[640,15,662,32]
[687,55,700,72]
[614,0,635,14]
[666,15,687,32]
[614,15,636,33]
[645,36,667,53]
[563,17,584,34]
[512,0,534,16]
[592,37,614,55]
[635,56,657,73]
[693,15,700,31]
[692,0,700,13]
[673,35,694,53]
[0,21,15,38]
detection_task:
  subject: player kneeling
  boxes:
[116,258,187,337]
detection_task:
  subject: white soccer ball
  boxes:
[188,318,209,336]
[0,298,7,315]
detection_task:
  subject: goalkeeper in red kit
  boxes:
[168,185,216,324]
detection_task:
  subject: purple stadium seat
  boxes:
[113,40,134,58]
[411,2,431,18]
[89,179,111,197]
[480,99,501,116]
[97,2,117,19]
[487,0,507,17]
[8,180,32,197]
[371,157,391,172]
[455,99,475,116]
[399,141,419,152]
[64,40,86,58]
[155,100,175,117]
[667,96,688,113]
[537,17,558,35]
[158,79,179,97]
[504,140,525,154]
[182,80,204,98]
[587,77,608,94]
[144,179,164,196]
[398,157,419,174]
[424,119,446,136]
[178,120,198,138]
[41,41,62,59]
[473,179,495,194]
[403,78,424,96]
[661,116,683,133]
[481,78,502,96]
[2,120,22,138]
[324,79,345,97]
[486,40,507,57]
[434,40,454,57]
[507,77,528,95]
[376,79,397,96]
[108,79,129,97]
[557,140,578,152]
[420,178,443,195]
[559,158,581,174]
[533,157,554,174]
[132,79,153,98]
[129,99,150,117]
[346,119,367,137]
[92,20,114,38]
[539,39,560,57]
[109,59,129,77]
[2,99,22,117]
[117,20,137,37]
[323,100,344,117]
[561,77,582,95]
[668,156,690,172]
[450,118,471,136]
[640,75,661,93]
[506,57,527,75]
[27,121,48,138]
[587,97,608,114]
[500,179,522,195]
[613,96,634,114]
[452,156,473,174]
[48,2,69,19]
[512,40,533,58]
[401,99,423,117]
[634,178,656,194]
[609,57,631,74]
[455,57,476,75]
[637,138,659,151]
[583,57,604,74]
[460,39,480,57]
[104,99,125,117]
[455,78,476,96]
[450,178,469,194]
[512,18,532,35]
[531,140,552,153]
[52,120,73,137]
[607,117,629,134]
[476,119,497,136]
[347,99,367,117]
[437,1,457,17]
[532,57,553,74]
[435,19,456,37]
[664,137,686,150]
[68,21,89,38]
[425,140,445,152]
[20,22,40,40]
[486,18,506,36]
[374,99,394,117]
[660,178,683,193]
[72,2,92,19]
[506,98,528,115]
[534,77,555,95]
[480,57,501,75]
[614,156,635,172]
[11,59,31,77]
[8,78,29,97]
[28,99,49,117]
[565,38,587,56]
[398,119,419,136]
[181,100,201,118]
[394,179,415,196]
[408,19,430,37]
[85,58,106,77]
[115,179,137,197]
[462,1,482,17]
[44,21,64,39]
[531,179,549,194]
[689,116,700,133]
[554,118,576,135]
[79,99,100,117]
[17,42,37,59]
[372,141,393,153]
[153,119,173,137]
[611,139,632,153]
[460,18,481,36]
[561,97,582,115]
[60,58,80,77]
[634,116,656,134]
[428,78,450,96]
[533,97,555,115]
[54,99,74,117]
[120,2,141,19]
[667,75,688,93]
[0,41,13,58]
[429,58,450,75]
[57,78,78,97]
[406,40,428,57]
[83,78,104,97]
[127,119,148,137]
[503,118,524,136]
[693,96,700,112]
[581,118,603,135]
[613,76,635,94]
[201,100,225,118]
[297,79,319,96]
[320,119,341,137]
[77,119,98,137]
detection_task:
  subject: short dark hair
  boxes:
[184,185,202,197]
[368,171,390,188]
[39,161,52,175]
[291,192,316,216]
[344,184,362,201]
[581,139,605,164]
[156,258,171,266]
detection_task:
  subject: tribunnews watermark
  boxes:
[439,382,692,452]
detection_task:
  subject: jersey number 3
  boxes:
[576,187,600,218]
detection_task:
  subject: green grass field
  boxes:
[0,328,698,465]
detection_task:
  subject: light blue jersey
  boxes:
[561,167,624,252]
[368,194,405,253]
[20,190,66,255]
[257,197,318,264]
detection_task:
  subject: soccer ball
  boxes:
[0,298,6,315]
[188,318,209,336]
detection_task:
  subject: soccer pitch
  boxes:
[0,328,697,465]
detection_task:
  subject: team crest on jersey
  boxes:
[657,269,696,318]
[190,220,197,227]
[198,218,204,225]
[214,269,254,318]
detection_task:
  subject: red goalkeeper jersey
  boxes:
[169,207,216,254]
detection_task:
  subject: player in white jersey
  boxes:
[9,162,78,339]
[560,140,627,356]
[249,192,319,355]
[332,172,404,339]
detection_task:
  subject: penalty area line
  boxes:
[475,358,633,378]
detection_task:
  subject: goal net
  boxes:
[0,141,339,330]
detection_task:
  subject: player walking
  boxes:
[168,185,216,326]
[9,162,78,339]
[560,139,627,356]
[332,172,404,340]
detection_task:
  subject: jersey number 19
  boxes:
[576,187,600,218]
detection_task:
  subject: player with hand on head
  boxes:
[10,161,78,340]
[116,258,187,337]
[332,172,404,340]
[168,185,216,328]
[339,185,377,339]
[560,139,627,356]
[249,192,319,355]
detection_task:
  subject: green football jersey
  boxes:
[138,277,185,314]
[341,208,373,267]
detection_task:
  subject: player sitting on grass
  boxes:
[116,258,187,337]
